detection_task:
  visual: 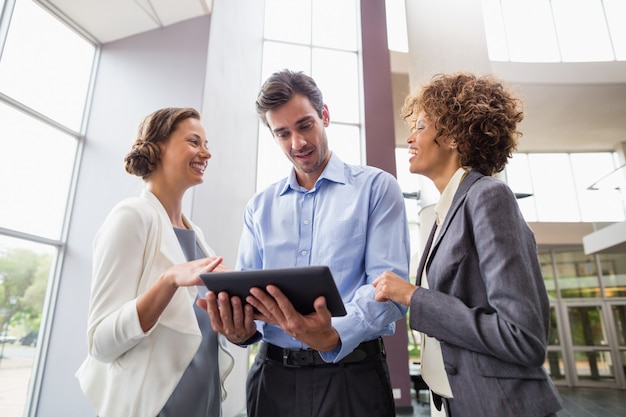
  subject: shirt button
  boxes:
[304,220,310,225]
[307,194,312,198]
[301,250,307,256]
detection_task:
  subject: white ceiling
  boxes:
[36,0,626,154]
[37,0,212,43]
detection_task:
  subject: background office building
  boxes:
[0,0,625,416]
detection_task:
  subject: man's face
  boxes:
[266,94,331,184]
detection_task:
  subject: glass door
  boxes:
[561,302,625,388]
[608,303,626,387]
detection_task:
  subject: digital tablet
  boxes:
[199,266,347,317]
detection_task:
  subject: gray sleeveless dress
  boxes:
[157,228,221,417]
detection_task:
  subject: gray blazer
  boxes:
[410,170,562,416]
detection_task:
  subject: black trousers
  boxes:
[246,345,395,417]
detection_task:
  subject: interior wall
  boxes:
[35,15,214,416]
[191,0,266,415]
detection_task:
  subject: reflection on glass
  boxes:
[264,0,311,45]
[539,252,556,299]
[0,0,95,131]
[312,49,359,124]
[0,235,57,417]
[554,250,601,298]
[612,305,626,346]
[312,0,357,51]
[599,253,626,298]
[568,306,607,346]
[544,350,566,380]
[0,102,77,239]
[574,350,615,381]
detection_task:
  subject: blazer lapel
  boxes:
[141,190,186,265]
[418,170,485,284]
[433,169,484,247]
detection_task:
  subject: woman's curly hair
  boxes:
[402,73,523,175]
[123,107,200,179]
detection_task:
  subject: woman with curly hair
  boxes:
[76,107,233,417]
[373,73,562,416]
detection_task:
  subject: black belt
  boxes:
[258,338,385,368]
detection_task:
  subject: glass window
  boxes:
[539,252,557,299]
[258,0,363,193]
[255,122,291,192]
[261,41,311,81]
[551,0,614,62]
[571,153,625,222]
[505,152,625,223]
[312,48,359,124]
[481,0,509,61]
[263,0,311,45]
[0,1,95,414]
[573,350,615,381]
[326,123,361,166]
[385,0,408,53]
[612,305,626,345]
[0,102,77,239]
[598,253,626,298]
[500,0,559,62]
[548,306,560,345]
[604,0,626,60]
[505,153,537,221]
[545,307,566,380]
[0,235,58,417]
[0,0,95,131]
[312,0,358,51]
[554,250,601,298]
[569,305,608,346]
[482,0,625,62]
[528,154,580,222]
[544,350,566,381]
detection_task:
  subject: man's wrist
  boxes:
[234,331,262,346]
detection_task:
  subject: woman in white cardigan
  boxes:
[76,107,234,417]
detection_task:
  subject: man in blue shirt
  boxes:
[204,69,410,417]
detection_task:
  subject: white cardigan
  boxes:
[76,190,233,417]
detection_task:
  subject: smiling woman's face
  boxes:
[406,111,461,191]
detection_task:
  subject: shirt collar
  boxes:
[434,167,469,226]
[280,152,346,195]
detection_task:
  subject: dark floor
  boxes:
[397,386,626,417]
[555,386,626,417]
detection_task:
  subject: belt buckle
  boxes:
[282,349,315,367]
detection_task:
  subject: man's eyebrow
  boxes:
[271,116,315,134]
[296,115,314,125]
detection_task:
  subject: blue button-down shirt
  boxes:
[236,153,410,362]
